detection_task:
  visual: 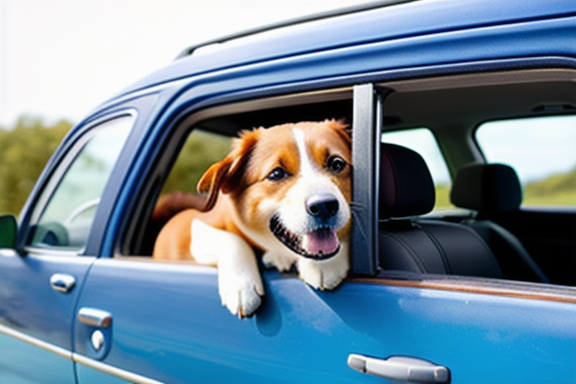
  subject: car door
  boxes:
[72,83,576,384]
[71,247,576,384]
[0,114,134,384]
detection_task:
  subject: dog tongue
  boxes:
[303,229,339,257]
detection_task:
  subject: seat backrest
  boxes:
[451,163,548,283]
[378,144,502,278]
[450,163,522,216]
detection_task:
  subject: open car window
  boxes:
[125,88,354,257]
[376,69,576,288]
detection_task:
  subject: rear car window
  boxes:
[476,115,576,207]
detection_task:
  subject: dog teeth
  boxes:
[269,215,339,260]
[270,215,303,255]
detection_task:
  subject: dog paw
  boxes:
[215,237,265,318]
[191,219,265,317]
[219,274,264,318]
[297,246,349,290]
[262,251,297,272]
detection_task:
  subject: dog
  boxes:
[153,120,351,318]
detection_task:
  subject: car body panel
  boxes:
[74,259,576,383]
[0,251,94,384]
[0,334,75,384]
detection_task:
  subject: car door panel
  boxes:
[74,259,386,383]
[0,333,74,384]
[0,113,137,383]
[0,251,94,384]
[74,258,576,384]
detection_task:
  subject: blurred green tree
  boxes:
[161,129,232,195]
[0,116,72,216]
[524,166,576,206]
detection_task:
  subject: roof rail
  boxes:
[175,0,416,60]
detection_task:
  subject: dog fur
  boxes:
[153,120,351,317]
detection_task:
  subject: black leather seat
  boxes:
[378,144,503,278]
[450,163,549,283]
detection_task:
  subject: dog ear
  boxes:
[327,119,351,146]
[196,129,261,211]
[197,157,234,211]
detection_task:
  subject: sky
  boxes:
[0,0,368,127]
[476,115,576,182]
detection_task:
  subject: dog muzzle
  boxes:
[269,215,341,260]
[269,193,347,260]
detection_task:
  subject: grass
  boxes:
[433,183,575,211]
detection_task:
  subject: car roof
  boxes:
[120,0,575,96]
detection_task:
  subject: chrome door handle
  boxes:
[77,308,113,328]
[50,273,76,293]
[348,354,450,384]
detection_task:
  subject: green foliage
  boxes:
[0,116,72,216]
[161,130,232,195]
[524,166,576,206]
[434,167,576,210]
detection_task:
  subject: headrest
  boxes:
[380,143,435,219]
[450,163,522,214]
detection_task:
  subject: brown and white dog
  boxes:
[153,120,351,317]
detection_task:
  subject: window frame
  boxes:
[20,112,137,256]
[120,86,383,269]
[372,69,576,292]
[119,68,576,300]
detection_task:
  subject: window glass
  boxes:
[476,115,576,207]
[28,116,133,250]
[382,128,452,209]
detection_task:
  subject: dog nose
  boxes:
[307,194,339,220]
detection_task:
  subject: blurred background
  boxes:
[0,0,368,216]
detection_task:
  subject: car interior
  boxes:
[126,68,575,288]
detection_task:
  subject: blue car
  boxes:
[1,0,575,383]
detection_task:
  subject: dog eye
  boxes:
[267,167,291,181]
[326,156,347,174]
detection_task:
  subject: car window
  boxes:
[122,90,355,258]
[381,128,452,210]
[476,115,576,207]
[139,128,233,255]
[26,116,133,251]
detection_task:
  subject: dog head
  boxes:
[198,120,351,260]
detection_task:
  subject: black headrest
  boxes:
[450,163,522,214]
[380,143,435,219]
